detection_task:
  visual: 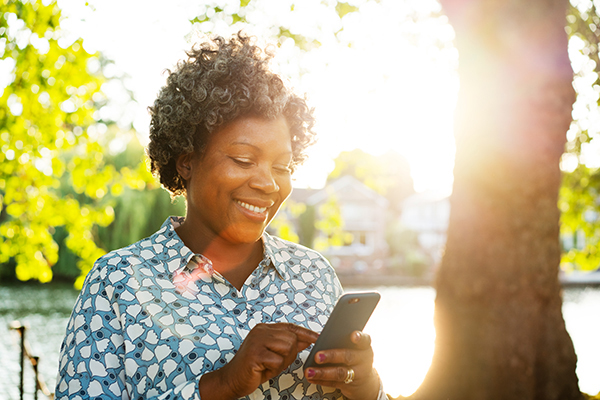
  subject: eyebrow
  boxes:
[230,141,258,149]
[230,142,292,155]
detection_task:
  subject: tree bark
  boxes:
[411,0,582,399]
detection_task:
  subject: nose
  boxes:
[249,165,279,193]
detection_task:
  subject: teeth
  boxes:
[237,201,267,213]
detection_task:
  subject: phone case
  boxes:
[304,291,380,369]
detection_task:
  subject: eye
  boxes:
[231,157,253,167]
[273,161,292,173]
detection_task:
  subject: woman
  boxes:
[56,33,386,400]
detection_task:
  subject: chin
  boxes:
[224,227,266,245]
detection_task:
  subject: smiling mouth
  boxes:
[236,201,268,214]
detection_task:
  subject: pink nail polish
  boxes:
[306,369,316,378]
[318,353,326,363]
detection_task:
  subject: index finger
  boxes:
[271,323,319,347]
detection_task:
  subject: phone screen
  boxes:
[304,291,380,369]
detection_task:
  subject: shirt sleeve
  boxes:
[376,376,389,400]
[54,260,204,400]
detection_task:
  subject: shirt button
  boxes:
[232,292,237,297]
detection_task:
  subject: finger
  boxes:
[241,326,297,364]
[258,351,286,370]
[264,333,298,357]
[275,323,320,344]
[305,366,357,386]
[312,330,372,365]
[314,347,373,367]
[269,322,319,351]
[258,350,295,377]
[295,340,313,353]
[350,330,371,349]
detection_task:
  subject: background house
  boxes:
[288,175,389,274]
[399,191,450,265]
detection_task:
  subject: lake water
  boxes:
[362,286,600,397]
[0,284,598,399]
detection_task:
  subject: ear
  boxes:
[176,153,194,181]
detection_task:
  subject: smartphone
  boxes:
[304,291,380,369]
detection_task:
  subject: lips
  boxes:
[236,200,268,214]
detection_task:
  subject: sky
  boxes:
[55,0,459,195]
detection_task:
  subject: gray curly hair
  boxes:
[147,32,316,196]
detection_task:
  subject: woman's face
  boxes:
[179,115,293,246]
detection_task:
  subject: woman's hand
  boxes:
[199,323,319,400]
[304,331,381,400]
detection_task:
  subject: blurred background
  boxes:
[1,0,600,398]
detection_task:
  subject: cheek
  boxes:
[215,165,250,189]
[269,177,292,215]
[279,178,293,203]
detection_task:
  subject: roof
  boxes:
[402,190,450,207]
[290,175,388,208]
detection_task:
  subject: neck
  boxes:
[175,221,264,290]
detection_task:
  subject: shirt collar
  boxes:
[160,217,288,280]
[261,231,290,281]
[153,217,196,275]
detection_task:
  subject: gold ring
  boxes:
[344,368,355,384]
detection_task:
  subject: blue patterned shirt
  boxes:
[55,217,346,400]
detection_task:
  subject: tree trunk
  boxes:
[411,0,582,399]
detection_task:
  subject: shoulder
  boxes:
[84,239,146,284]
[264,233,333,270]
[82,218,185,293]
[263,233,343,297]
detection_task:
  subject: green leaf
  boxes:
[0,0,154,286]
[335,2,359,19]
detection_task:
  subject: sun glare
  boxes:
[58,0,459,196]
[269,0,460,194]
[364,286,436,397]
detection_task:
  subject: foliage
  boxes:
[313,192,352,252]
[296,204,316,247]
[567,2,600,69]
[559,2,600,271]
[266,200,305,243]
[188,0,360,53]
[560,165,600,271]
[98,188,183,249]
[335,2,359,19]
[385,220,431,277]
[0,0,152,287]
[268,193,349,253]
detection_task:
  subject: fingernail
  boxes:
[317,353,326,363]
[353,331,362,342]
[306,369,316,378]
